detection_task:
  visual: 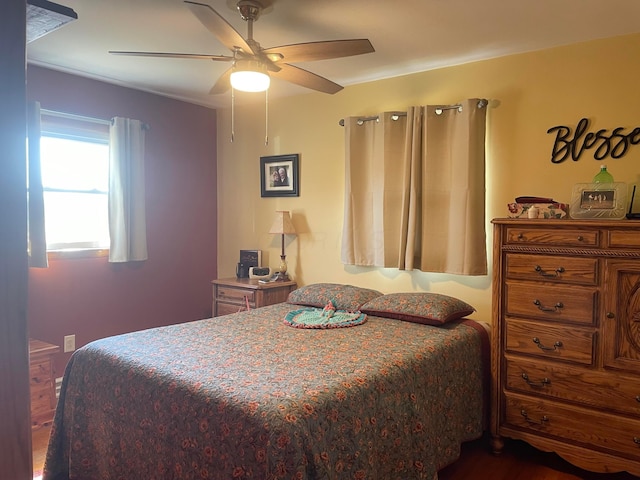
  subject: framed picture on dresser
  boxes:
[570,182,627,219]
[260,154,299,197]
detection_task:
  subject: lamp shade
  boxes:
[269,211,296,235]
[230,59,270,92]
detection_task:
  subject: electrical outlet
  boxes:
[63,334,75,353]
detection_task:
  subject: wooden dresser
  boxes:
[29,339,59,430]
[212,277,297,317]
[491,219,640,476]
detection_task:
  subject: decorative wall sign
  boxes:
[547,118,640,163]
[569,182,628,219]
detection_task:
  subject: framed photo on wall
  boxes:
[260,154,299,197]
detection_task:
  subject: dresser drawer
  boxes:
[217,286,256,306]
[506,227,599,247]
[504,393,640,461]
[505,281,596,325]
[505,254,598,285]
[607,230,640,249]
[505,319,595,365]
[505,356,640,416]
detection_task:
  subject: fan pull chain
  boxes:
[265,88,269,146]
[231,88,236,142]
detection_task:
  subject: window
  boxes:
[40,117,110,252]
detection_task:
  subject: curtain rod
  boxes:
[338,112,406,127]
[338,99,488,126]
[41,109,151,130]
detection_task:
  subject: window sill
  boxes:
[48,248,109,260]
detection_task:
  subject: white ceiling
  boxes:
[27,0,640,109]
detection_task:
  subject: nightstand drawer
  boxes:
[217,286,256,305]
[29,339,59,429]
[31,390,56,427]
[30,359,53,386]
[505,254,598,285]
[505,319,595,365]
[216,302,248,316]
[505,281,596,325]
[212,278,297,317]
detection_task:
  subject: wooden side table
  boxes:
[29,338,60,430]
[212,277,297,317]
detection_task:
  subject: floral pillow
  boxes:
[360,292,475,325]
[287,283,383,311]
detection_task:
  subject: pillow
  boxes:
[360,292,475,325]
[287,283,383,311]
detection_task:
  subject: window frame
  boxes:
[39,113,111,256]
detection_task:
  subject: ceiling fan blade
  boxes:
[271,63,343,94]
[109,51,233,61]
[185,0,254,55]
[210,67,232,95]
[263,39,374,63]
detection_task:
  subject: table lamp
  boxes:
[269,211,296,281]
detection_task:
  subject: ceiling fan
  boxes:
[109,0,375,95]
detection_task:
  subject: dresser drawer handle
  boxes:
[636,396,640,403]
[634,437,640,445]
[534,265,565,278]
[521,409,549,425]
[533,299,564,312]
[521,373,551,387]
[532,337,563,351]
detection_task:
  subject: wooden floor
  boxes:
[32,425,51,478]
[32,427,639,480]
[439,435,639,480]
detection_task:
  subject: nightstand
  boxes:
[211,277,297,317]
[29,338,60,430]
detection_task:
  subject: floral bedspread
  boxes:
[43,303,487,480]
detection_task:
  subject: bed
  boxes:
[43,284,489,480]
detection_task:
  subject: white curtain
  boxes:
[108,117,148,262]
[341,112,407,266]
[342,99,488,275]
[27,101,48,268]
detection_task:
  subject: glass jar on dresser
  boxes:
[491,218,640,476]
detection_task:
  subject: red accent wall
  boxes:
[26,66,218,375]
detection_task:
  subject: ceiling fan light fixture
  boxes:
[230,60,270,92]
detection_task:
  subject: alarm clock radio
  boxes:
[249,267,272,280]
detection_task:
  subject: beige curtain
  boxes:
[399,99,487,274]
[108,117,148,262]
[26,101,48,268]
[341,112,407,266]
[342,99,487,275]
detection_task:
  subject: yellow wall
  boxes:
[217,32,640,322]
